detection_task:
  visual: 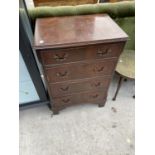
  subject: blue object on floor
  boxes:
[19,52,39,104]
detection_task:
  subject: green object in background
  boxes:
[28,1,135,20]
[115,17,135,50]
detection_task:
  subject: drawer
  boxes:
[53,90,107,107]
[45,58,117,83]
[40,42,124,66]
[50,76,111,97]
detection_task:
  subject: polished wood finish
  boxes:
[50,76,111,97]
[40,42,125,66]
[34,14,127,114]
[53,90,107,114]
[34,14,127,49]
[45,58,117,83]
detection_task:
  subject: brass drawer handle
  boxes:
[56,71,68,77]
[94,82,101,87]
[62,98,70,103]
[97,48,111,56]
[91,82,101,87]
[91,94,99,99]
[60,86,69,91]
[93,66,104,72]
[53,53,68,61]
[97,66,104,72]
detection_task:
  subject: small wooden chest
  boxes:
[34,14,128,114]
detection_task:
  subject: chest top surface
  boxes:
[34,14,128,49]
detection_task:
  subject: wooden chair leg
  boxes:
[124,78,127,82]
[112,76,124,101]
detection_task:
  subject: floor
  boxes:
[19,75,135,155]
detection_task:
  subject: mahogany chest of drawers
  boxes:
[34,14,128,114]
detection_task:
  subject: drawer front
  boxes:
[50,76,111,97]
[53,90,107,107]
[45,58,117,83]
[40,42,124,66]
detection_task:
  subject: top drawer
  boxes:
[39,42,125,66]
